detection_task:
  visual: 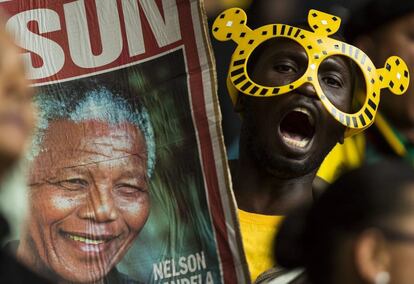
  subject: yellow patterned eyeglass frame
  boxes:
[212,8,410,137]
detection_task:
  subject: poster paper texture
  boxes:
[0,1,248,283]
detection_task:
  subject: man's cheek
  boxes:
[50,194,82,211]
[120,201,150,228]
[30,189,81,220]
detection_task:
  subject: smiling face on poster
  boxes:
[28,123,149,283]
[19,84,153,282]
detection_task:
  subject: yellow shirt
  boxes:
[238,209,284,282]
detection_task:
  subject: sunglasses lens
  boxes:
[247,38,308,87]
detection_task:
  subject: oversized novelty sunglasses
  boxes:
[212,8,410,137]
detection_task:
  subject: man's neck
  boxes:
[231,156,315,216]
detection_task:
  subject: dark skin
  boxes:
[232,38,353,215]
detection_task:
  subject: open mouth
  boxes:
[279,107,315,149]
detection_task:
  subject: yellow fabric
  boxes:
[238,209,284,282]
[317,134,366,183]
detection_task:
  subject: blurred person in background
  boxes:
[0,16,50,284]
[270,159,414,284]
[347,0,414,164]
[318,0,414,187]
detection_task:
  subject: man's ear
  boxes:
[234,93,245,113]
[354,229,390,283]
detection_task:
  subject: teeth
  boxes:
[282,135,310,148]
[67,234,105,245]
[293,107,315,126]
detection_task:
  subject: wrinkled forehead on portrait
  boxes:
[27,82,156,182]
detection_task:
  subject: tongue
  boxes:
[280,111,314,141]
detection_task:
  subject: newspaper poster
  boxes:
[0,0,248,283]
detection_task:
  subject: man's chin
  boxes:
[51,261,112,284]
[264,161,318,180]
[254,149,322,180]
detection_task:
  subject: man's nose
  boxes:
[296,82,318,98]
[78,185,118,222]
